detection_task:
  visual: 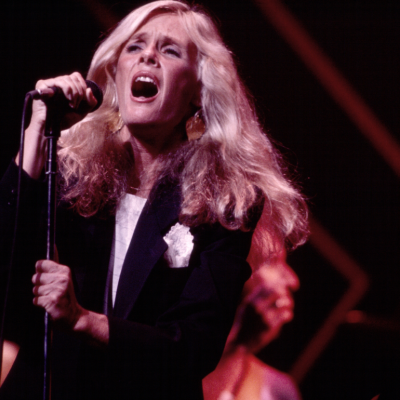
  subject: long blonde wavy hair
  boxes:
[58,0,308,249]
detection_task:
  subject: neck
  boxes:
[118,125,184,197]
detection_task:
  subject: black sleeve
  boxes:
[0,161,47,344]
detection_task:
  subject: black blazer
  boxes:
[0,162,254,400]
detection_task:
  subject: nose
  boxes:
[283,263,300,292]
[140,45,158,66]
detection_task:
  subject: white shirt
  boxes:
[108,193,147,306]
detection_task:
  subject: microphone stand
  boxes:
[31,80,102,400]
[42,104,63,400]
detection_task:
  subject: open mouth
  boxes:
[132,76,158,98]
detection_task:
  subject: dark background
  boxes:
[2,0,400,399]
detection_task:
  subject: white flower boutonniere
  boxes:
[163,222,194,268]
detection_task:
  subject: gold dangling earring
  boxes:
[110,111,124,135]
[186,109,205,141]
[115,112,124,132]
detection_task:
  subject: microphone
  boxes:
[30,80,103,115]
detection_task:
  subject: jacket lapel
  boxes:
[113,182,181,319]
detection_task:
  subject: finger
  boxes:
[35,73,87,109]
[32,270,57,286]
[70,71,87,91]
[32,292,60,312]
[85,87,98,110]
[66,73,87,109]
[32,272,58,286]
[35,76,71,97]
[32,283,57,297]
[32,287,77,325]
[35,72,84,92]
[32,272,41,285]
[35,259,68,273]
[52,74,84,109]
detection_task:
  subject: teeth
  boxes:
[135,76,156,84]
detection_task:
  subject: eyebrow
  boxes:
[129,32,185,49]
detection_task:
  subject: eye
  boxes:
[164,46,181,58]
[126,43,142,53]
